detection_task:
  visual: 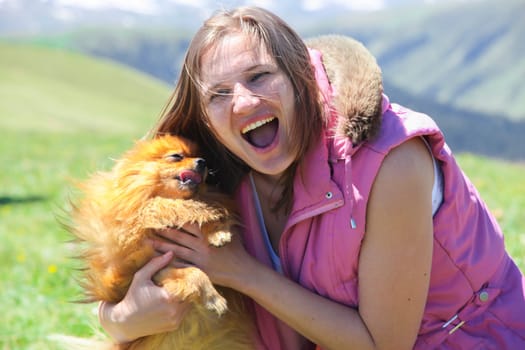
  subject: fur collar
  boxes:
[306,35,383,144]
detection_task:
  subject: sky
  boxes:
[302,0,385,11]
[0,0,478,16]
[51,0,389,13]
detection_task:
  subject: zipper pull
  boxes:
[350,217,357,229]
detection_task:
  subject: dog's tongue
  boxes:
[247,119,278,148]
[179,170,202,184]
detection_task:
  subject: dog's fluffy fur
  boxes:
[68,134,255,350]
[305,34,383,144]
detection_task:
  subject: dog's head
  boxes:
[115,135,208,200]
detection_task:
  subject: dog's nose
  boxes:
[195,158,206,173]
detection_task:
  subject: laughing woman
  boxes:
[98,6,525,349]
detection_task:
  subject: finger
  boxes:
[152,239,198,263]
[153,230,201,251]
[156,224,201,241]
[168,259,194,269]
[180,223,201,237]
[154,239,204,267]
[134,251,173,281]
[155,227,193,243]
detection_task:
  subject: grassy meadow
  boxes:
[0,42,171,349]
[0,43,524,349]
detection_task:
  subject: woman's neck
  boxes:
[251,171,289,252]
[251,171,282,194]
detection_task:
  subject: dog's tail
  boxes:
[47,334,115,350]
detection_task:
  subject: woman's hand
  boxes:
[98,251,191,344]
[152,224,254,289]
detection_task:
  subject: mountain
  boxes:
[383,82,525,161]
[1,0,524,160]
[3,0,521,121]
[297,0,525,122]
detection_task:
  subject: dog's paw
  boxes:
[208,230,232,247]
[140,214,173,230]
[204,291,228,316]
[157,267,228,316]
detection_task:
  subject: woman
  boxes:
[99,6,525,349]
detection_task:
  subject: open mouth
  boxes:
[176,170,202,186]
[241,117,279,148]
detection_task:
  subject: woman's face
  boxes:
[200,32,297,179]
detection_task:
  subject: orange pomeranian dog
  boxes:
[67,134,255,350]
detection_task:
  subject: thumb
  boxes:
[134,251,174,281]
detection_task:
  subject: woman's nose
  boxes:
[232,82,260,114]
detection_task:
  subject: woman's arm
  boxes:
[154,137,434,350]
[357,136,434,349]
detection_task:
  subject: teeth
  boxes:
[241,117,275,134]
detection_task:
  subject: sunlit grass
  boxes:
[0,132,132,349]
[456,153,525,269]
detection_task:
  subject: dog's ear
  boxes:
[107,160,161,219]
[305,34,383,144]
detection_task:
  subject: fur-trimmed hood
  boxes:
[305,35,383,144]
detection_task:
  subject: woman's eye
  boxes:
[250,71,269,82]
[166,153,184,161]
[209,88,231,102]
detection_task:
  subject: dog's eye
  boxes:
[166,153,184,162]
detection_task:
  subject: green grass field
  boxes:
[0,42,171,349]
[1,43,523,349]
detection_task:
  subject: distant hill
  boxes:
[0,0,525,120]
[3,0,525,161]
[0,42,170,136]
[384,82,525,161]
[298,0,525,122]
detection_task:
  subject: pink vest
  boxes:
[235,53,525,350]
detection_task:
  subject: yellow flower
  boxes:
[16,253,26,263]
[47,264,58,274]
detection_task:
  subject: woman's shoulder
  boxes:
[372,136,434,207]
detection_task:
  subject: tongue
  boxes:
[179,170,202,184]
[247,120,278,148]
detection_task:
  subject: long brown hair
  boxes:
[150,6,325,213]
